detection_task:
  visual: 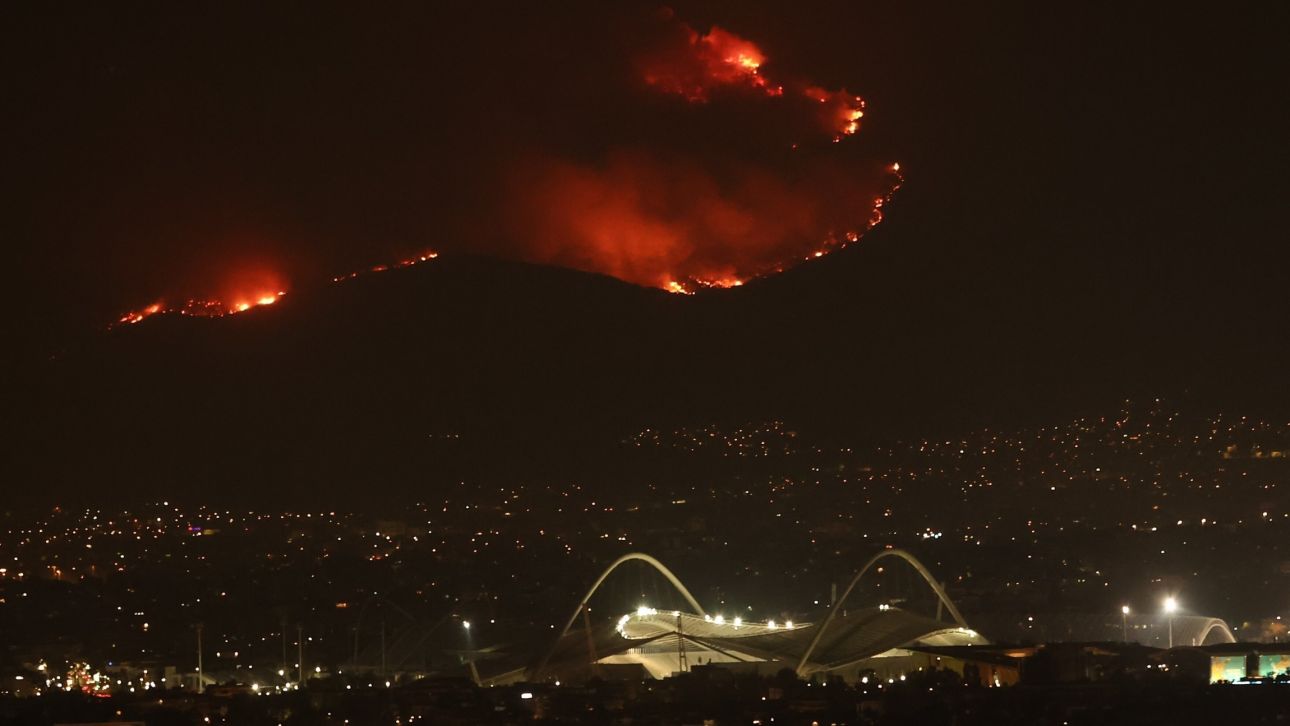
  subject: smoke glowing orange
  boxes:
[640,14,869,140]
[491,10,903,293]
[504,151,901,291]
[640,25,783,101]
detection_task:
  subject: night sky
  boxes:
[7,2,1290,502]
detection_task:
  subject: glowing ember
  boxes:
[803,87,866,141]
[707,278,744,288]
[117,303,163,325]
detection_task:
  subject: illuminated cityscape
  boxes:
[3,403,1290,720]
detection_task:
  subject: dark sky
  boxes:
[8,1,1289,362]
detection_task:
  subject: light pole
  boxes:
[297,624,304,686]
[1163,597,1178,649]
[195,623,204,693]
[462,621,480,686]
[281,616,288,676]
[1121,605,1130,642]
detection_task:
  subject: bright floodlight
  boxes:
[1163,597,1178,614]
[462,621,471,630]
[1122,605,1130,615]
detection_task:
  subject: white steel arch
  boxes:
[1194,618,1236,645]
[796,548,968,676]
[533,552,706,679]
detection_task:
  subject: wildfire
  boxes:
[333,252,437,283]
[110,11,904,316]
[641,24,783,101]
[643,19,870,140]
[803,87,866,141]
[117,303,163,326]
[486,9,904,297]
[708,278,744,288]
[734,53,760,72]
[509,150,906,296]
[113,252,438,329]
[116,292,285,327]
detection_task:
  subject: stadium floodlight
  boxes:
[1163,597,1178,648]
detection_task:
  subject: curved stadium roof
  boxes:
[521,550,1234,684]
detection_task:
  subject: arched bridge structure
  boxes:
[796,548,970,676]
[531,549,978,682]
[350,595,464,673]
[1155,615,1236,647]
[532,552,707,679]
[1194,618,1236,645]
[351,594,419,668]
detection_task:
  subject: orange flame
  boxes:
[641,25,781,101]
[112,252,438,329]
[643,20,868,140]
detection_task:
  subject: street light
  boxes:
[1163,597,1178,649]
[1121,605,1130,642]
[461,621,479,686]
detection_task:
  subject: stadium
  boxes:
[508,550,1236,686]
